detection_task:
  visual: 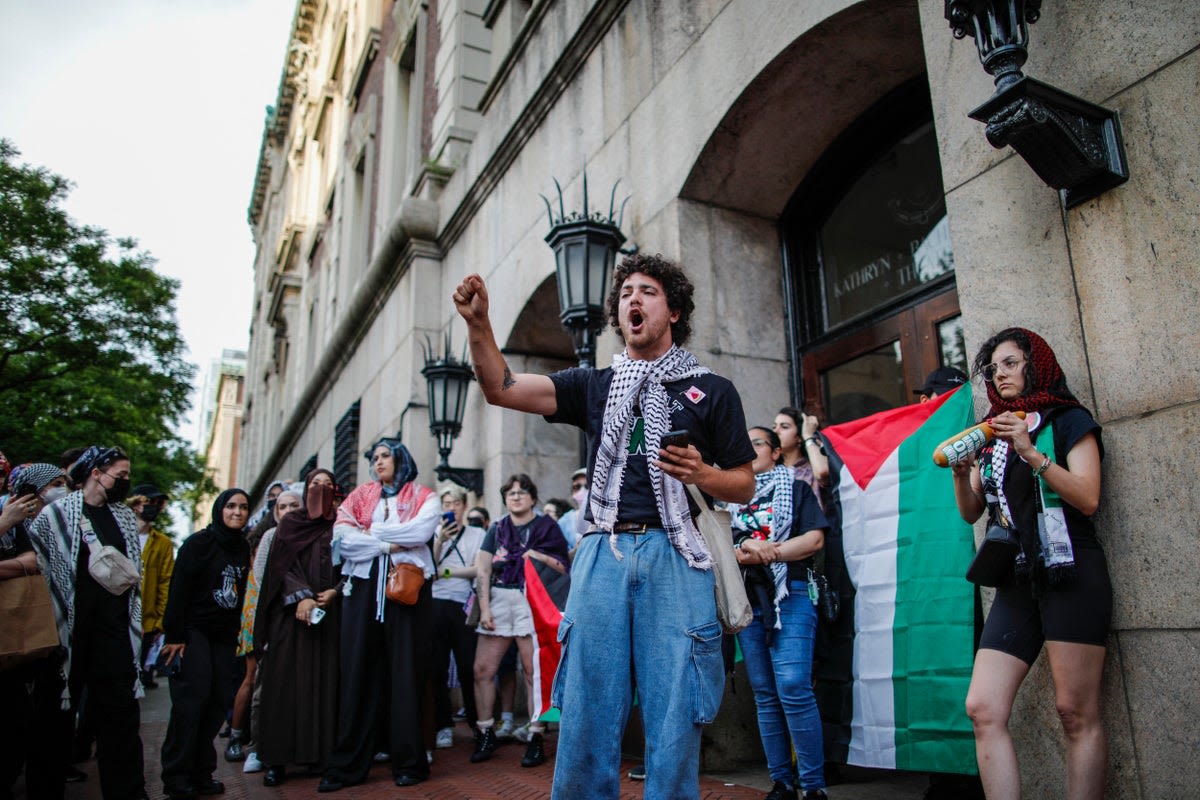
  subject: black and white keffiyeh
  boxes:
[730,465,794,628]
[588,345,712,568]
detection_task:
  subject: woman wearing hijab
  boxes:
[951,328,1109,800]
[1,463,71,800]
[317,439,439,792]
[31,446,146,800]
[730,429,832,800]
[237,488,302,775]
[158,489,251,800]
[254,470,341,786]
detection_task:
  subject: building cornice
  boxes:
[248,0,321,227]
[247,203,443,500]
[437,0,632,253]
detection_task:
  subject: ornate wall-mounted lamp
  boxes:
[542,174,630,369]
[421,333,483,496]
[945,0,1128,208]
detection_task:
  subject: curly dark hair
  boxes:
[972,327,1035,396]
[605,253,695,348]
[500,473,539,505]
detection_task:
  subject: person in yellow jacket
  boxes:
[130,484,175,689]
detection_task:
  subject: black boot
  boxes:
[470,726,498,763]
[520,732,545,768]
[764,781,798,800]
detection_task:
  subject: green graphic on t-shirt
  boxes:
[627,417,647,455]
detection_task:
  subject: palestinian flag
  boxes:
[820,385,978,774]
[524,558,570,721]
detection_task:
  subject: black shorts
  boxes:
[979,546,1112,665]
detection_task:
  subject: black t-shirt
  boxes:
[981,405,1103,549]
[546,366,756,524]
[75,503,134,677]
[0,519,33,561]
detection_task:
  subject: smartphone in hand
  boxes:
[660,429,691,450]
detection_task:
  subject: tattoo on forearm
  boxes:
[501,366,516,390]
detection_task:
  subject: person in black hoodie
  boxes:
[159,489,251,799]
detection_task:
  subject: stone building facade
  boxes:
[196,349,246,526]
[240,1,1199,796]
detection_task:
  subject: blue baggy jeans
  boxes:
[737,579,825,791]
[550,532,725,800]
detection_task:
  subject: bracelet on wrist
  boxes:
[1032,453,1052,478]
[803,437,818,447]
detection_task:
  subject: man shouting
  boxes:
[453,253,754,800]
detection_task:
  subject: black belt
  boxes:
[612,521,661,534]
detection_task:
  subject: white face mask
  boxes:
[572,486,588,507]
[40,485,68,504]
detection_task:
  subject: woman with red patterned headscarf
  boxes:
[951,328,1109,800]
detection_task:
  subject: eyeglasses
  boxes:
[750,438,771,448]
[467,517,485,527]
[505,489,530,498]
[979,357,1026,382]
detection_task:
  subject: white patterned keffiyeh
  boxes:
[588,345,712,568]
[730,465,794,628]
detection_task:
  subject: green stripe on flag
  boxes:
[892,387,978,774]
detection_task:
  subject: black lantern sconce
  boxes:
[945,0,1128,208]
[542,174,631,369]
[421,333,483,496]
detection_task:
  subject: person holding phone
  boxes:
[453,253,755,800]
[429,484,485,750]
[1,463,71,800]
[254,469,342,787]
[159,488,251,799]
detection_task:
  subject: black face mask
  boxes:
[266,498,277,512]
[139,505,161,523]
[105,477,131,504]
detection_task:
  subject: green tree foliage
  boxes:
[0,140,212,519]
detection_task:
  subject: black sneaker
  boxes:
[802,790,828,800]
[628,763,646,780]
[765,781,798,800]
[470,727,498,763]
[64,766,87,783]
[520,732,545,767]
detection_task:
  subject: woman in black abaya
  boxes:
[254,469,341,787]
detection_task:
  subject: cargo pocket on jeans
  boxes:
[550,614,574,710]
[687,621,724,724]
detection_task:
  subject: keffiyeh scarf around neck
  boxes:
[588,345,712,568]
[730,465,794,628]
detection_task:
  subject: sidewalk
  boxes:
[35,683,929,800]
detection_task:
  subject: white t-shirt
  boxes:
[430,524,485,604]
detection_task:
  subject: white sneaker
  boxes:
[436,727,455,749]
[495,718,515,739]
[243,752,263,773]
[512,722,532,743]
[426,749,434,765]
[373,751,390,763]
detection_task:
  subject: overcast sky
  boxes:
[0,0,295,449]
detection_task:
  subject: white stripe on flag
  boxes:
[841,453,899,769]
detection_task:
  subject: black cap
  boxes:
[914,366,968,397]
[131,483,167,500]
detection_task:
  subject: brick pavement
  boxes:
[30,682,928,800]
[37,684,769,800]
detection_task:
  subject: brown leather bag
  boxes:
[385,562,425,605]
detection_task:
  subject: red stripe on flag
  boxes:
[524,559,563,719]
[822,387,960,490]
